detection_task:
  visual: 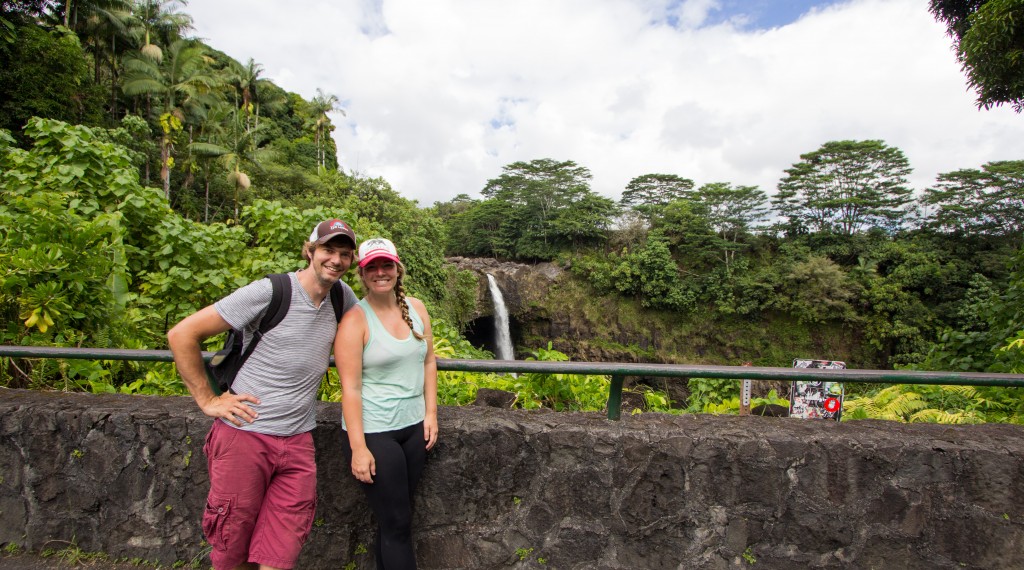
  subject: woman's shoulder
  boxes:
[340,302,368,326]
[406,296,430,323]
[405,296,427,311]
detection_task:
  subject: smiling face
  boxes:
[358,257,400,297]
[309,238,354,288]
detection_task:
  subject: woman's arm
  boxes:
[335,306,376,483]
[410,297,438,450]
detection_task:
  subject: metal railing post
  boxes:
[607,375,625,420]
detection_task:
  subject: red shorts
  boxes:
[202,420,317,570]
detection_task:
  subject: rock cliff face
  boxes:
[447,257,560,321]
[447,257,872,376]
[3,389,1023,569]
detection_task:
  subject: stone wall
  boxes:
[1,388,1022,569]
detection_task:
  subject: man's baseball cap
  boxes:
[358,237,401,268]
[308,219,356,248]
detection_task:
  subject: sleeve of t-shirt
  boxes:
[341,281,358,314]
[214,278,273,331]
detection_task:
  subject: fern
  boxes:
[909,409,982,424]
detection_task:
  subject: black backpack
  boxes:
[206,273,347,394]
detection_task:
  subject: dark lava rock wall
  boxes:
[1,388,1022,569]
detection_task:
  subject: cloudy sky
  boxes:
[186,0,1024,206]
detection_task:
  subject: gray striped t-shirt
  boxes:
[214,272,357,436]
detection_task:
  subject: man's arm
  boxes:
[167,305,261,426]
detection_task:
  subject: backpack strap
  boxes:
[259,273,292,333]
[221,273,290,394]
[329,280,345,323]
[238,273,290,361]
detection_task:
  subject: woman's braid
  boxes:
[395,270,424,341]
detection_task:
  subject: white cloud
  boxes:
[187,0,1024,205]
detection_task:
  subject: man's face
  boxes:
[310,238,354,287]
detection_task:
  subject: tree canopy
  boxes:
[773,140,915,235]
[930,0,1024,112]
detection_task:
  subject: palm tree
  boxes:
[74,0,134,121]
[122,38,222,201]
[189,105,269,220]
[132,0,192,62]
[226,57,263,130]
[252,78,288,131]
[310,87,344,172]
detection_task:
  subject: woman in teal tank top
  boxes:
[335,237,438,570]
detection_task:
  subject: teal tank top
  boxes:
[346,298,427,433]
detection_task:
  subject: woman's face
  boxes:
[360,258,399,295]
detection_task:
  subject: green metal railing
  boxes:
[3,345,1024,420]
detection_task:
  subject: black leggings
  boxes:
[342,422,426,570]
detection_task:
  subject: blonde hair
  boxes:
[359,260,424,341]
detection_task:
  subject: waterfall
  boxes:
[486,274,514,360]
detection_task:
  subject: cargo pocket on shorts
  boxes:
[202,493,235,551]
[295,496,317,545]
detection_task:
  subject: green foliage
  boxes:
[518,343,610,411]
[694,182,771,271]
[686,377,740,413]
[429,318,499,406]
[451,158,619,260]
[919,246,1024,373]
[774,140,915,235]
[0,118,148,350]
[598,235,694,311]
[435,342,611,412]
[0,23,106,135]
[843,384,1024,424]
[620,173,695,223]
[931,0,1024,112]
[778,256,859,324]
[922,160,1024,242]
[696,387,789,415]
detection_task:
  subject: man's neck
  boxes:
[296,268,331,307]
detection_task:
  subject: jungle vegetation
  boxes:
[1,0,1022,423]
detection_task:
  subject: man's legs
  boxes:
[203,421,272,570]
[204,423,316,570]
[248,431,317,570]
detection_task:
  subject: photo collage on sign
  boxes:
[789,359,845,421]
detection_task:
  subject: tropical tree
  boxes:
[131,0,191,62]
[654,198,717,264]
[445,198,515,258]
[930,0,1024,112]
[0,22,108,134]
[619,173,695,223]
[481,158,614,259]
[226,57,263,130]
[773,140,915,235]
[189,105,267,220]
[309,87,342,171]
[922,160,1024,243]
[694,182,770,271]
[549,192,618,252]
[54,0,132,99]
[121,37,222,201]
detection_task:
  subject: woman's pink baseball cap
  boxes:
[358,237,401,268]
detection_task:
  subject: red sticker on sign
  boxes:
[824,398,840,413]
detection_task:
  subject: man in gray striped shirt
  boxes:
[168,219,358,570]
